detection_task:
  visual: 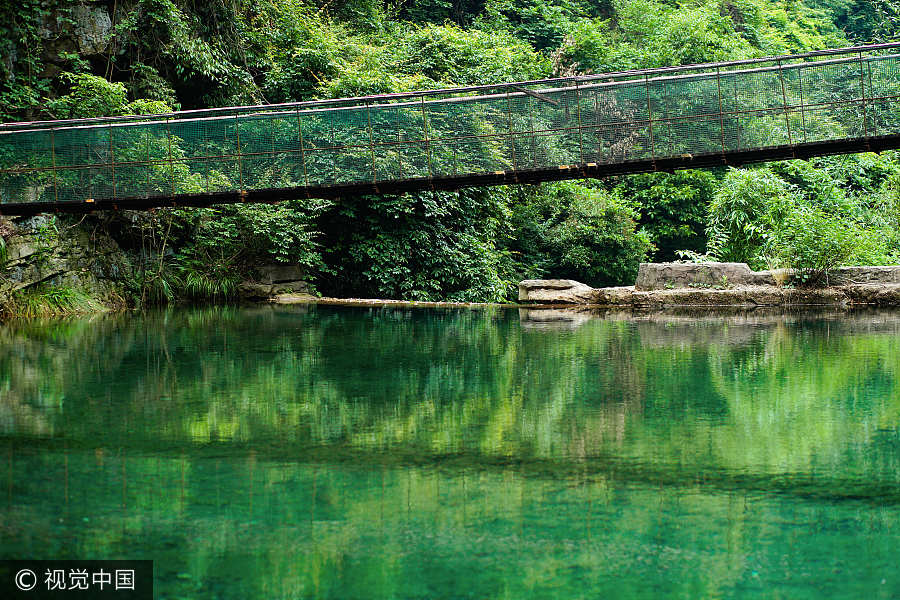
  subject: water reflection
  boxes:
[2,306,900,598]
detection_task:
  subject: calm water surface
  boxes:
[2,305,900,599]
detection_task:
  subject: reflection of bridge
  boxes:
[2,43,900,216]
[5,437,900,506]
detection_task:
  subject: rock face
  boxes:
[0,216,315,311]
[30,5,115,80]
[239,264,310,299]
[1,216,134,309]
[69,5,113,54]
[518,279,596,304]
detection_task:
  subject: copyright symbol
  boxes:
[14,569,36,591]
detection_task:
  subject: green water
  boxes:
[2,305,900,599]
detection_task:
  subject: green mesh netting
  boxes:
[1,47,898,206]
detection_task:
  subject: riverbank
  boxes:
[5,216,900,319]
[518,263,900,308]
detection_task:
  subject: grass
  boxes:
[183,269,239,300]
[136,264,239,306]
[3,286,106,318]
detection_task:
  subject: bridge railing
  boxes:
[2,43,900,208]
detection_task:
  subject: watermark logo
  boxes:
[14,569,36,591]
[1,561,152,598]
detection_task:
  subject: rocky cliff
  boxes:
[1,215,134,314]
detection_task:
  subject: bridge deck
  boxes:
[2,43,900,216]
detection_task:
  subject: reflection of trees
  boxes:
[0,306,649,460]
[703,323,900,477]
[5,307,900,597]
[4,307,900,479]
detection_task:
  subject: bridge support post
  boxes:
[575,79,585,168]
[859,52,870,138]
[645,75,657,169]
[166,117,176,198]
[420,95,434,180]
[506,87,519,176]
[776,60,795,156]
[366,100,378,187]
[109,124,117,201]
[234,114,244,196]
[296,108,309,187]
[866,56,877,137]
[716,66,727,158]
[50,128,58,204]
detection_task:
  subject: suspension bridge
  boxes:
[2,43,900,216]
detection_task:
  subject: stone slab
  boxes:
[842,283,900,305]
[518,279,596,303]
[634,262,759,290]
[631,287,786,308]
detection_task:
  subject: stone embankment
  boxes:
[519,263,900,307]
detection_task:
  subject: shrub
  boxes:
[773,208,862,287]
[317,188,517,302]
[706,167,794,268]
[46,73,129,119]
[508,181,653,287]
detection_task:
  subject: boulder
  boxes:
[237,283,274,299]
[272,281,310,294]
[239,279,310,299]
[518,279,596,304]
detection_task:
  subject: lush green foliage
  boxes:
[317,188,516,301]
[508,182,652,287]
[3,0,900,301]
[705,159,900,283]
[612,171,717,260]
